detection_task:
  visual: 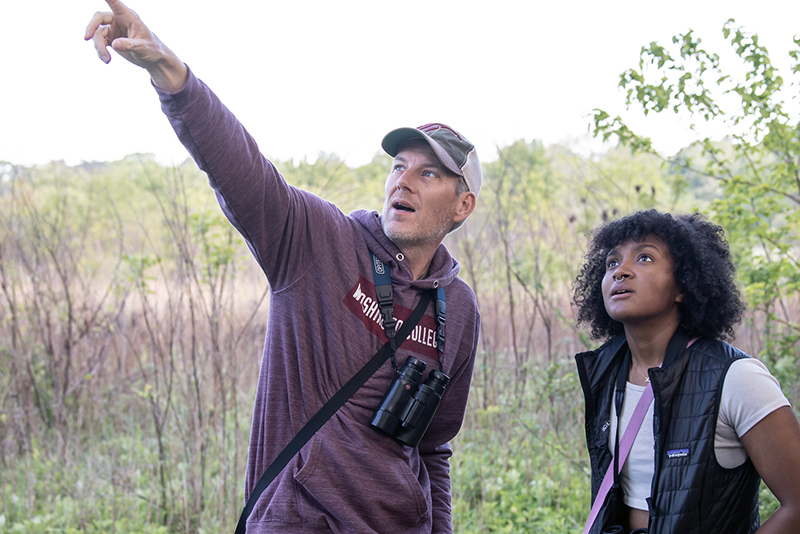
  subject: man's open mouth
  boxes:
[393,201,415,212]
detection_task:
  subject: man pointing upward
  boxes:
[86,2,482,532]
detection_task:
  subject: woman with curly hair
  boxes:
[573,209,800,534]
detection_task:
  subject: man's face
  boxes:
[381,140,468,252]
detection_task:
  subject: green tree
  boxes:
[592,20,800,397]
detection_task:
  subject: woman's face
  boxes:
[601,234,683,329]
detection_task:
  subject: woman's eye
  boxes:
[639,254,653,262]
[607,260,618,269]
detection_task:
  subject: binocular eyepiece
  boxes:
[370,356,450,447]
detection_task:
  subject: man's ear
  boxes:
[453,191,477,223]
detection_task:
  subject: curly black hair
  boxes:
[572,209,745,341]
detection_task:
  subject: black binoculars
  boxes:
[370,356,450,447]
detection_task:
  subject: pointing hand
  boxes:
[85,0,187,91]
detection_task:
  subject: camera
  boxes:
[370,356,450,447]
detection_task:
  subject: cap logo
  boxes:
[417,123,463,141]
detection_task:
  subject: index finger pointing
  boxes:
[103,0,141,27]
[105,0,133,16]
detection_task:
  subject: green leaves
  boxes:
[592,19,800,413]
[452,358,587,533]
[123,253,162,285]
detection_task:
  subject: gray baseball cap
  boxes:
[381,123,482,196]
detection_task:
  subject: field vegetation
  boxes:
[1,22,799,534]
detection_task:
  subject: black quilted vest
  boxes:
[575,327,761,534]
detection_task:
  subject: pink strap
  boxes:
[583,382,654,534]
[582,337,699,534]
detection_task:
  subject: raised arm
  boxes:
[84,0,187,92]
[85,0,343,290]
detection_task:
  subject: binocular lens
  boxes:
[394,370,450,447]
[370,357,426,435]
[370,357,449,447]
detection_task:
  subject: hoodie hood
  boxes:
[350,209,461,290]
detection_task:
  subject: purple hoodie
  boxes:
[156,69,480,534]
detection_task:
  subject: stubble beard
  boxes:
[381,205,454,252]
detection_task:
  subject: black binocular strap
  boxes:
[234,290,433,534]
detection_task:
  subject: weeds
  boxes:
[0,153,796,533]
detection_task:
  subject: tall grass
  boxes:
[0,152,797,533]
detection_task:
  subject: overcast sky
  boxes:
[2,1,799,168]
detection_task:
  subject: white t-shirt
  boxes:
[609,358,790,510]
